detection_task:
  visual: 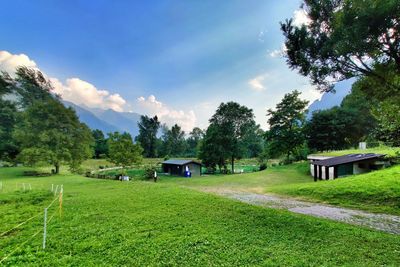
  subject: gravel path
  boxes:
[204,189,400,234]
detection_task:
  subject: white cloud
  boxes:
[292,9,311,28]
[269,49,281,58]
[0,50,127,112]
[0,50,37,74]
[248,73,269,91]
[136,95,196,132]
[51,77,127,112]
[268,44,287,58]
[300,86,323,105]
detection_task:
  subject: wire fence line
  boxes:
[0,185,64,264]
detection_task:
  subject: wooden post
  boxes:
[318,166,322,180]
[313,164,318,182]
[325,166,330,180]
[43,208,47,249]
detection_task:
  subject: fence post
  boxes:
[59,185,63,218]
[43,208,47,249]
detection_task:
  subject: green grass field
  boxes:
[314,146,400,157]
[1,166,400,266]
[269,165,400,215]
[160,162,400,215]
[161,162,311,192]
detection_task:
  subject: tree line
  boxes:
[1,0,398,174]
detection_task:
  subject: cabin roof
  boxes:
[312,153,385,167]
[162,159,201,166]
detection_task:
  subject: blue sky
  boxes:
[0,0,320,131]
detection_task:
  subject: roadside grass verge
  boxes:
[0,167,399,266]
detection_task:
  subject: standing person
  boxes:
[153,171,157,182]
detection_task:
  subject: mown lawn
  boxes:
[314,146,400,157]
[160,162,400,215]
[1,167,399,266]
[160,163,311,192]
[269,165,400,215]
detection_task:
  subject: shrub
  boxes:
[141,165,158,181]
[259,163,267,171]
[205,166,216,174]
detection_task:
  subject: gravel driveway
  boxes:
[203,189,400,234]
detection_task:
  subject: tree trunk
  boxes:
[231,155,234,174]
[55,163,60,174]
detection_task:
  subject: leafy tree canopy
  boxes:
[266,90,308,160]
[108,132,143,167]
[200,102,257,173]
[136,115,160,158]
[281,0,400,92]
[160,124,186,157]
[92,129,109,159]
[14,99,94,173]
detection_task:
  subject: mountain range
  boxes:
[63,79,354,137]
[306,79,354,119]
[63,101,141,137]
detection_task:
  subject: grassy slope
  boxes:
[269,165,400,215]
[314,146,400,157]
[160,162,400,215]
[160,163,311,192]
[0,168,399,266]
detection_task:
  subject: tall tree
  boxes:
[0,73,19,160]
[14,99,94,173]
[281,0,400,92]
[92,129,109,158]
[186,127,204,157]
[14,66,55,107]
[108,132,143,168]
[306,107,357,151]
[198,124,227,172]
[200,102,256,173]
[136,115,160,158]
[266,90,308,160]
[161,124,186,157]
[0,98,19,161]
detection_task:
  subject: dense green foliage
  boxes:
[0,67,94,173]
[281,0,400,92]
[186,127,204,157]
[0,99,18,160]
[160,124,187,157]
[91,129,109,159]
[306,107,355,151]
[281,0,400,147]
[1,167,399,266]
[199,102,259,173]
[136,115,161,158]
[107,132,143,167]
[266,90,308,160]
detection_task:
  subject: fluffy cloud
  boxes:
[292,9,311,28]
[268,44,287,58]
[136,95,196,132]
[51,77,126,112]
[0,50,37,74]
[0,50,127,112]
[248,73,269,91]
